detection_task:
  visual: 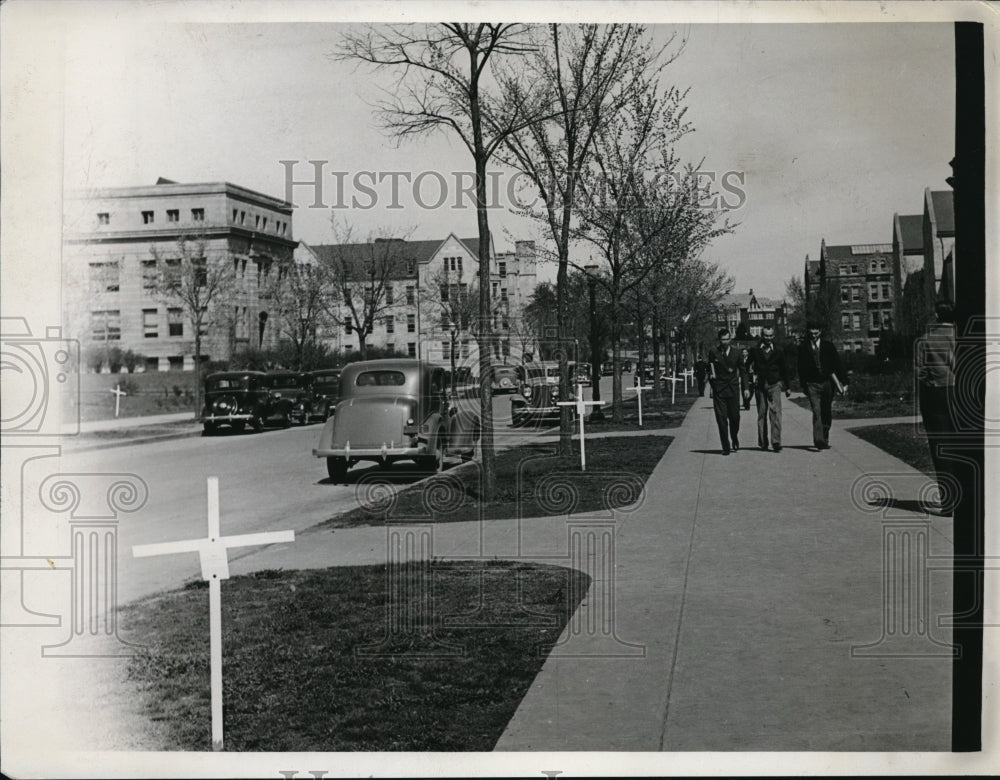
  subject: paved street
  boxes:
[5,383,954,756]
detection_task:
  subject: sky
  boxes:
[62,18,955,301]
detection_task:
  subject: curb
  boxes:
[62,429,203,453]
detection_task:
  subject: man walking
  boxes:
[917,300,957,514]
[748,326,791,452]
[796,321,848,450]
[708,329,750,455]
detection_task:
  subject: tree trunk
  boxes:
[651,316,662,400]
[194,329,203,421]
[556,256,572,456]
[475,153,496,501]
[611,293,623,423]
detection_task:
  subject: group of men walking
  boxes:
[695,323,848,456]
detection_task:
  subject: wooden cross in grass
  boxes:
[633,384,654,427]
[557,383,604,471]
[662,372,684,405]
[132,477,294,751]
[110,384,127,418]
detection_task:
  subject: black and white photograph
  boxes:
[1,1,996,777]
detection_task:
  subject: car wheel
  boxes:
[202,422,216,436]
[417,430,443,472]
[326,457,348,482]
[251,415,264,433]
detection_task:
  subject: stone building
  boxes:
[63,178,296,371]
[714,289,788,340]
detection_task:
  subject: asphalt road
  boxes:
[52,388,605,605]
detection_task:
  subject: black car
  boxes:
[308,368,342,421]
[265,371,314,425]
[200,371,295,434]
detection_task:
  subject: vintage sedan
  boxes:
[308,368,342,421]
[491,364,519,394]
[312,359,480,482]
[200,371,294,434]
[510,361,576,426]
[265,371,314,425]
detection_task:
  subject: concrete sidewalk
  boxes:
[228,396,953,751]
[493,395,953,751]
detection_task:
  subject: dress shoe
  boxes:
[773,445,782,452]
[722,449,730,456]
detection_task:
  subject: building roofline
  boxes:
[65,181,294,213]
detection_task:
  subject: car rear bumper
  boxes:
[313,443,424,459]
[201,413,254,423]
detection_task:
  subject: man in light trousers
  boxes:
[748,327,791,451]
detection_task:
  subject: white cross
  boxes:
[632,383,654,427]
[110,384,127,418]
[680,368,695,393]
[662,372,684,405]
[132,477,294,751]
[556,383,604,470]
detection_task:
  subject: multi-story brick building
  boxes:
[310,234,537,365]
[922,188,955,313]
[63,178,297,370]
[808,240,896,354]
[714,289,788,340]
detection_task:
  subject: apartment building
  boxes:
[63,178,296,370]
[714,289,788,339]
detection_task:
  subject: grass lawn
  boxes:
[848,423,934,476]
[324,434,671,529]
[790,394,914,419]
[77,372,198,422]
[122,561,588,751]
[543,389,699,434]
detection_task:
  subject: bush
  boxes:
[845,371,913,403]
[121,349,145,373]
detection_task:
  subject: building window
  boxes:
[167,209,179,223]
[406,285,415,305]
[193,258,207,287]
[871,312,881,330]
[240,210,246,224]
[855,342,864,353]
[440,313,450,329]
[460,339,470,359]
[447,256,463,274]
[869,283,879,301]
[881,283,890,300]
[850,264,858,274]
[498,261,506,277]
[90,310,121,341]
[852,286,861,302]
[89,261,120,293]
[167,308,184,337]
[502,317,509,330]
[345,320,353,335]
[255,215,261,228]
[440,285,450,302]
[839,266,848,276]
[232,209,238,223]
[192,208,205,222]
[406,260,415,275]
[879,259,887,272]
[143,308,159,338]
[407,342,416,357]
[842,313,851,330]
[441,341,452,360]
[500,287,508,303]
[841,287,849,303]
[97,212,110,225]
[385,286,394,305]
[141,259,157,295]
[852,313,861,330]
[262,217,268,231]
[142,210,154,224]
[407,314,415,333]
[385,317,394,334]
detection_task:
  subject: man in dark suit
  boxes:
[796,321,848,450]
[748,326,791,452]
[694,355,708,397]
[708,328,750,455]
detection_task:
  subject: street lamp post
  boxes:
[584,264,605,421]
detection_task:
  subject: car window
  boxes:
[314,375,340,391]
[207,377,247,391]
[356,370,406,387]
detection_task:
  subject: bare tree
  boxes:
[150,233,236,416]
[265,256,338,370]
[785,273,842,342]
[339,23,557,499]
[420,263,480,389]
[499,23,678,452]
[319,220,414,361]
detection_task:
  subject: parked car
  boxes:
[633,367,657,387]
[491,364,519,394]
[312,359,481,482]
[510,361,576,425]
[601,363,615,376]
[576,366,592,387]
[308,368,342,421]
[200,371,293,434]
[265,371,314,425]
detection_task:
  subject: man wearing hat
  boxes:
[796,321,848,450]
